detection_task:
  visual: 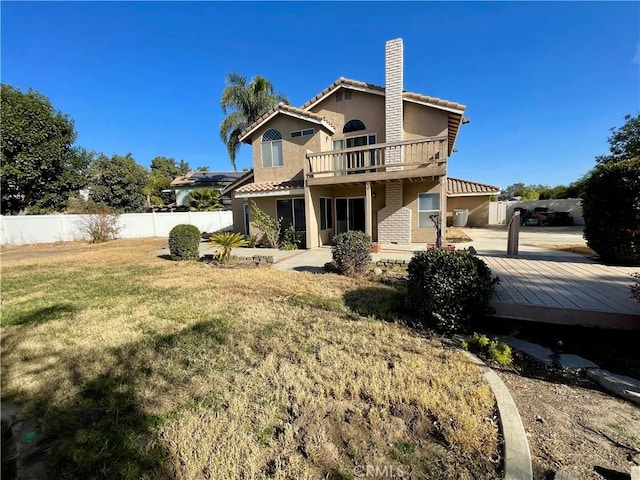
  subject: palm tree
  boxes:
[219,73,289,171]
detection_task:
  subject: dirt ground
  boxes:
[495,355,640,480]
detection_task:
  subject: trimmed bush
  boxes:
[582,157,640,265]
[168,224,201,261]
[331,231,372,276]
[407,249,499,332]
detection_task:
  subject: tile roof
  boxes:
[235,180,305,195]
[301,77,466,112]
[238,103,335,143]
[447,177,501,196]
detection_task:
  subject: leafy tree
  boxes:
[595,113,640,165]
[520,187,540,201]
[88,153,148,212]
[582,114,640,265]
[1,84,90,214]
[148,156,190,204]
[219,73,288,171]
[188,188,222,211]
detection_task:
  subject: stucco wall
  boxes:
[402,180,441,243]
[403,102,448,140]
[447,196,491,227]
[250,116,323,184]
[309,90,386,148]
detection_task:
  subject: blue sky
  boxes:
[2,1,638,189]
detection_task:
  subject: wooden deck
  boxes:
[479,249,640,330]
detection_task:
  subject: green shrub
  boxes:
[250,201,281,248]
[331,231,372,276]
[582,157,640,265]
[280,225,304,250]
[407,250,499,332]
[168,224,201,261]
[462,333,512,367]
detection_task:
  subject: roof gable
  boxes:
[238,104,335,143]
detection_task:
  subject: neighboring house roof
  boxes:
[170,171,245,187]
[238,77,466,155]
[220,169,255,197]
[447,177,501,197]
[239,104,336,143]
[234,180,305,198]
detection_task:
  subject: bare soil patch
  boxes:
[497,365,639,480]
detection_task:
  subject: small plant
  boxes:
[209,232,248,264]
[462,333,512,367]
[168,224,201,260]
[245,234,257,248]
[250,201,281,248]
[331,231,372,277]
[279,225,304,250]
[77,206,121,243]
[392,441,416,465]
[407,249,499,333]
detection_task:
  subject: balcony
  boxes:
[306,136,448,186]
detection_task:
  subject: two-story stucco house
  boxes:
[227,38,497,248]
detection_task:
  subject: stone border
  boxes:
[461,351,533,480]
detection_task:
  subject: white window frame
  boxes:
[418,193,440,228]
[261,129,283,168]
[320,197,333,230]
[290,128,314,138]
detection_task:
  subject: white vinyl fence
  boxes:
[0,211,233,245]
[489,199,583,225]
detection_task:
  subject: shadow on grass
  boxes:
[2,319,230,479]
[1,304,78,327]
[343,285,409,323]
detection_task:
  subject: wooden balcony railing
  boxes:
[306,136,448,179]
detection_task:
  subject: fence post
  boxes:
[152,211,157,237]
[507,211,520,256]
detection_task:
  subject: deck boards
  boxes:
[479,249,640,329]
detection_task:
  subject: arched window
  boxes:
[343,119,366,133]
[261,129,283,167]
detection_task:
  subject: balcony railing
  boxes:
[306,136,448,179]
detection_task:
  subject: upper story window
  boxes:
[261,129,283,168]
[290,128,314,138]
[343,119,366,133]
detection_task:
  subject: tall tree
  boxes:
[219,73,288,171]
[0,84,90,214]
[595,113,640,165]
[582,114,640,265]
[88,153,148,212]
[149,156,190,204]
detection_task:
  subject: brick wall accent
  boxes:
[378,183,412,244]
[378,39,411,244]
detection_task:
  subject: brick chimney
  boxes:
[378,38,412,245]
[385,37,403,166]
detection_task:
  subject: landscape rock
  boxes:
[554,468,579,480]
[505,338,555,366]
[586,369,640,406]
[557,354,599,370]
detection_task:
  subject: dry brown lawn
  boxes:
[1,238,500,479]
